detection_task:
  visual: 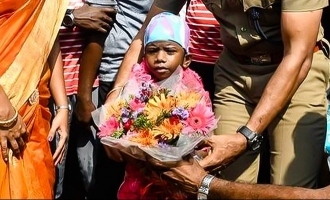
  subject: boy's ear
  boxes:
[182,54,192,69]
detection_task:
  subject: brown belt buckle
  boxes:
[250,54,272,65]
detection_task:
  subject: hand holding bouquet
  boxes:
[92,62,218,161]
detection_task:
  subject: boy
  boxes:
[111,12,211,199]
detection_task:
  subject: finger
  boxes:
[55,144,66,166]
[101,7,117,16]
[100,14,112,24]
[0,135,8,162]
[100,23,111,32]
[97,26,108,34]
[59,144,68,164]
[8,138,20,156]
[48,126,57,142]
[52,131,68,162]
[17,116,28,141]
[21,131,29,142]
[198,153,217,170]
[18,116,27,133]
[16,137,25,150]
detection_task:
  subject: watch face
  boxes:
[251,135,263,151]
[63,15,73,27]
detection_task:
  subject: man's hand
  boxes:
[147,155,208,195]
[74,99,96,124]
[73,4,117,33]
[0,115,27,162]
[198,134,247,172]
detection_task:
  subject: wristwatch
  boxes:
[237,125,263,151]
[55,104,72,112]
[62,9,75,27]
[197,174,215,200]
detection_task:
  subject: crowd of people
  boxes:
[1,0,330,199]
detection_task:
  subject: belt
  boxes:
[233,41,323,65]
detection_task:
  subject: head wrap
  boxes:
[144,12,190,52]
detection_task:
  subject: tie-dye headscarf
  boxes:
[144,12,190,52]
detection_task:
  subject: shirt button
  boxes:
[240,27,247,32]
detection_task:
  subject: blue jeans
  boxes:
[49,95,74,199]
[50,87,99,199]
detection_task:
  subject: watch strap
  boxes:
[197,174,215,200]
[237,125,263,151]
[55,105,71,111]
[237,125,256,141]
[65,9,74,15]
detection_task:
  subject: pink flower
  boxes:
[131,61,152,83]
[181,68,204,91]
[98,116,120,138]
[129,98,145,111]
[182,103,217,135]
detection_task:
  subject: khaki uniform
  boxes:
[155,0,329,187]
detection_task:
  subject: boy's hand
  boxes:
[74,99,96,124]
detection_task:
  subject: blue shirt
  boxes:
[87,0,153,82]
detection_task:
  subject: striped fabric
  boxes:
[186,0,223,64]
[59,0,99,96]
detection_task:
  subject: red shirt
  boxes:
[59,0,99,96]
[186,0,223,64]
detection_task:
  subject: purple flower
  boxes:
[136,83,152,102]
[172,107,189,120]
[131,108,144,119]
[121,107,131,123]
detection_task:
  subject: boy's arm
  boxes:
[75,33,106,123]
[105,2,183,104]
[74,3,117,123]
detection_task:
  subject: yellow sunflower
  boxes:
[105,99,125,118]
[128,130,157,146]
[176,91,202,108]
[144,93,176,121]
[152,118,183,140]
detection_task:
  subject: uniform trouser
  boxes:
[213,49,330,188]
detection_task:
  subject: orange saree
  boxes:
[0,0,67,198]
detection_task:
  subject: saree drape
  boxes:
[0,0,68,198]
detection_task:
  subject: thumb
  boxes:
[198,154,214,170]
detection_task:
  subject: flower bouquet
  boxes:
[92,60,218,162]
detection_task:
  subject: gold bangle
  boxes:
[0,109,18,128]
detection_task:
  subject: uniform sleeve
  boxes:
[154,0,187,14]
[282,0,328,11]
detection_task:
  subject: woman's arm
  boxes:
[0,86,27,162]
[48,36,69,165]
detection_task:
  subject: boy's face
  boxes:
[145,40,190,81]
